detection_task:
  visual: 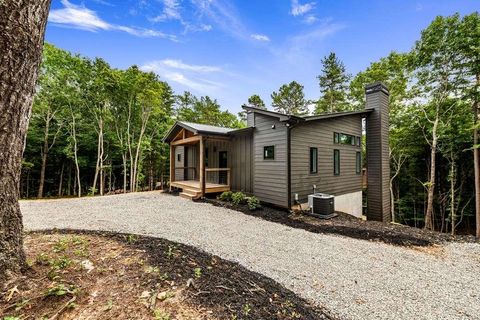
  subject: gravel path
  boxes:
[21,192,480,320]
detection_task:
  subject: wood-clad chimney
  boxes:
[365,82,391,222]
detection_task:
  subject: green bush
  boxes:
[247,196,261,211]
[231,192,246,205]
[218,191,233,201]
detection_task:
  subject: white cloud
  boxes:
[141,59,224,93]
[277,20,345,62]
[151,0,182,22]
[291,0,315,17]
[251,34,270,42]
[191,0,247,39]
[49,0,177,40]
[161,59,222,72]
[303,15,318,25]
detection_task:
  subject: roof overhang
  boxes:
[303,109,374,122]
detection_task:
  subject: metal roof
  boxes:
[179,121,233,135]
[162,121,249,142]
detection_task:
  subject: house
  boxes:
[163,83,391,222]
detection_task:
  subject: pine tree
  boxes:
[316,52,351,114]
[271,81,309,115]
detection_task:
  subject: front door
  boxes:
[218,151,228,184]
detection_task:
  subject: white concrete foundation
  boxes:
[298,191,364,218]
[333,191,363,218]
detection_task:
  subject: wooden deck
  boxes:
[170,180,230,194]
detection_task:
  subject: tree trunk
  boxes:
[425,116,439,230]
[92,117,103,195]
[474,74,480,238]
[122,153,128,193]
[58,161,64,197]
[37,113,50,198]
[0,0,51,282]
[450,153,457,235]
[70,112,81,198]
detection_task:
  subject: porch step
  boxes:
[180,189,201,200]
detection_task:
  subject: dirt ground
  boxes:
[1,231,329,320]
[205,197,476,247]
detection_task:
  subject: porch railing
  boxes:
[206,168,231,186]
[174,166,197,181]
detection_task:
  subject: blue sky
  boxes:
[46,0,479,114]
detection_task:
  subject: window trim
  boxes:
[309,147,318,174]
[263,145,275,160]
[356,151,361,174]
[334,149,340,175]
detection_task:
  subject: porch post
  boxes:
[169,144,175,192]
[199,137,206,196]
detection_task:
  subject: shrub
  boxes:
[218,191,233,201]
[247,196,261,211]
[231,192,246,205]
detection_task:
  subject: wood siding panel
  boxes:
[290,115,363,204]
[252,113,288,207]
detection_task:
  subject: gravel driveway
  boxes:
[21,192,480,320]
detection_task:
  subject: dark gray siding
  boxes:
[365,83,391,222]
[252,113,288,207]
[231,131,253,193]
[290,115,363,204]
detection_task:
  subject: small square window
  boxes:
[264,146,275,160]
[334,149,340,175]
[309,147,318,174]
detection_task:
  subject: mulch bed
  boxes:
[204,197,476,247]
[1,230,331,320]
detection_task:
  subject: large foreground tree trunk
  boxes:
[0,0,51,282]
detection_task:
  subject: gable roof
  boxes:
[162,121,251,143]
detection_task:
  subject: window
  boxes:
[356,152,361,174]
[264,146,274,160]
[334,132,340,144]
[177,154,181,162]
[334,132,360,147]
[309,147,318,173]
[356,136,361,147]
[334,149,340,175]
